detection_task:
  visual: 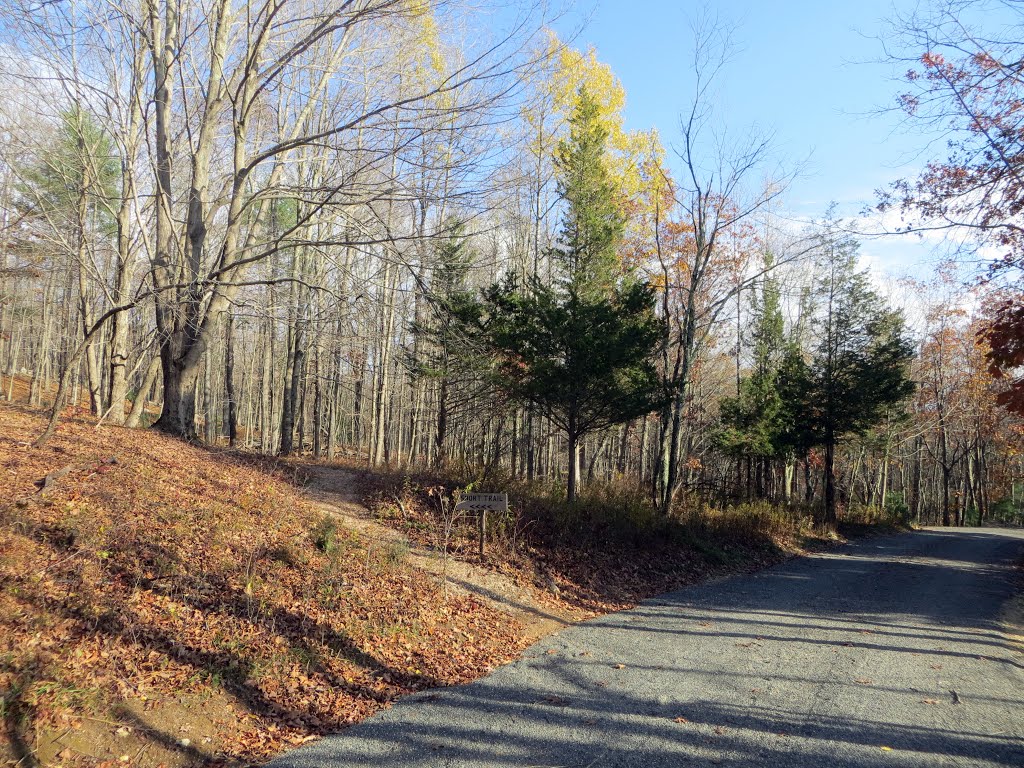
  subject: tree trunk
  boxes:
[824,437,837,526]
[125,355,162,430]
[155,343,200,440]
[225,314,238,446]
[941,464,952,527]
[279,325,304,456]
[434,377,449,468]
[567,425,580,504]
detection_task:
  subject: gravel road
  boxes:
[269,528,1024,767]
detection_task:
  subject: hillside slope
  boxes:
[0,405,526,766]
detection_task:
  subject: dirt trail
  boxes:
[297,464,574,643]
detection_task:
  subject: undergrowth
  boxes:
[356,464,850,616]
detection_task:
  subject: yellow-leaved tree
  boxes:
[518,32,664,277]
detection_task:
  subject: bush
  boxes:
[311,516,343,555]
[362,465,830,560]
[842,503,904,527]
[884,491,911,524]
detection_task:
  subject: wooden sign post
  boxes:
[455,493,508,558]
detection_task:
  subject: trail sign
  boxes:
[455,493,508,512]
[454,493,508,558]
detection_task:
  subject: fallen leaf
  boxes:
[854,677,874,685]
[673,716,689,723]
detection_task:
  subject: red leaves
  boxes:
[980,295,1024,416]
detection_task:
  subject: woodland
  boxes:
[0,0,1022,531]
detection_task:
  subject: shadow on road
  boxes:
[270,528,1024,768]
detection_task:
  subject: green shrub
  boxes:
[311,516,343,556]
[383,538,410,566]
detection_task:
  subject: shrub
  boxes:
[311,516,342,555]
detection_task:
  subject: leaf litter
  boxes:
[0,406,529,765]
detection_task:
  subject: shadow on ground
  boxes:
[269,528,1024,768]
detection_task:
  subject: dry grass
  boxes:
[355,467,840,618]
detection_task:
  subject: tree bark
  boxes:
[824,437,837,527]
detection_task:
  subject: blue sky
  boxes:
[551,0,966,276]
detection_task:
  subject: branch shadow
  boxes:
[268,528,1024,767]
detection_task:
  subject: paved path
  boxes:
[269,528,1024,767]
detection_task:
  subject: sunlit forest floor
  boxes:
[0,399,891,767]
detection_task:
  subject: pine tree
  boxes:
[19,107,120,227]
[549,86,625,300]
[774,342,817,501]
[472,87,664,502]
[17,106,120,416]
[804,217,915,525]
[714,258,785,499]
[408,219,482,467]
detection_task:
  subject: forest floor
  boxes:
[1,398,869,767]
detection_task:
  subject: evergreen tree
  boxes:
[549,86,625,300]
[471,87,664,502]
[17,106,120,416]
[408,219,483,467]
[772,343,810,477]
[19,106,120,229]
[714,258,786,498]
[803,218,915,525]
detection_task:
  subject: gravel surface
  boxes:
[269,528,1024,767]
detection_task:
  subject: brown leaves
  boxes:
[0,405,530,765]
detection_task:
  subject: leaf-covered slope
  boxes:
[0,404,526,765]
